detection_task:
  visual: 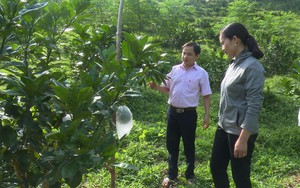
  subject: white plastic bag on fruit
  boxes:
[298,108,300,127]
[116,106,133,139]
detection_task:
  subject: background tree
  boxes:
[256,10,300,76]
[214,0,300,76]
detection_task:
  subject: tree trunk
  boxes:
[105,157,117,188]
[108,1,125,188]
[116,0,125,62]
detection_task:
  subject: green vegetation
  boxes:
[0,0,299,187]
[0,1,166,187]
[82,77,300,187]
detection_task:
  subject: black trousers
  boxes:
[210,126,257,188]
[166,107,197,180]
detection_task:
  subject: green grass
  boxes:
[81,76,300,188]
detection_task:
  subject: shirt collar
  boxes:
[180,62,198,70]
[231,49,252,65]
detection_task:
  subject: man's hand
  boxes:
[148,82,170,94]
[148,82,157,90]
[202,116,209,129]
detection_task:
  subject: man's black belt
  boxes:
[169,105,196,113]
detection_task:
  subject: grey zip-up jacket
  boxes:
[218,50,265,135]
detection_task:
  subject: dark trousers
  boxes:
[166,107,197,180]
[210,126,257,188]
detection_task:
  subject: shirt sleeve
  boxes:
[200,71,212,96]
[162,70,172,89]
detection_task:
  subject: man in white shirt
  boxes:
[149,42,212,187]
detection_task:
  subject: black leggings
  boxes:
[210,126,257,188]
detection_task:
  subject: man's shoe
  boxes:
[187,177,196,185]
[162,177,175,187]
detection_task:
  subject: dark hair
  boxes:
[221,23,264,59]
[182,42,201,55]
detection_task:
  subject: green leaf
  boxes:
[20,73,50,96]
[0,75,26,95]
[0,88,24,96]
[41,156,56,163]
[46,131,64,141]
[73,24,89,39]
[52,85,70,103]
[61,160,80,178]
[4,61,26,74]
[18,2,48,17]
[51,79,67,88]
[122,90,142,97]
[139,35,149,49]
[95,133,117,159]
[59,1,74,19]
[45,1,60,16]
[78,87,94,103]
[54,150,66,161]
[65,119,82,137]
[69,0,91,14]
[15,150,30,172]
[123,32,140,59]
[101,45,116,62]
[121,41,133,60]
[65,171,82,188]
[76,133,91,147]
[113,162,139,170]
[0,126,17,147]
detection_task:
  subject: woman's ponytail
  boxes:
[247,35,264,59]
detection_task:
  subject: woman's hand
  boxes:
[234,139,248,158]
[234,128,251,158]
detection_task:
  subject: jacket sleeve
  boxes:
[241,62,265,134]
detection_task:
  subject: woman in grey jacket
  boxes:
[210,23,265,188]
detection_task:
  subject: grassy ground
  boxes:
[81,76,300,188]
